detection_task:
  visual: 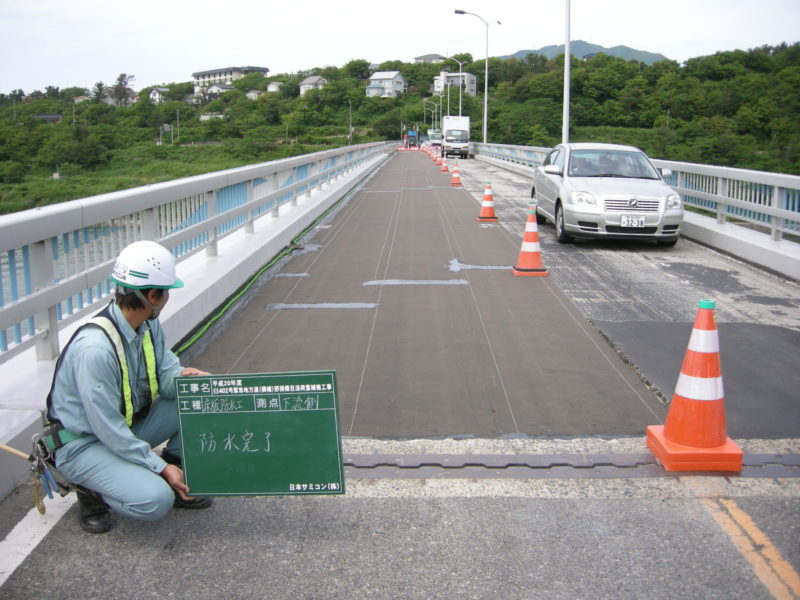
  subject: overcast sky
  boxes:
[2,0,798,94]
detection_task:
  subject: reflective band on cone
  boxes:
[450,163,462,186]
[512,209,548,277]
[646,299,742,472]
[477,184,499,222]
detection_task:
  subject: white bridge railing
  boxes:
[0,142,394,365]
[471,142,800,241]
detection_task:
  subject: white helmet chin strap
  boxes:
[130,288,168,320]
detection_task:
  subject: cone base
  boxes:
[512,266,548,277]
[450,182,462,186]
[477,216,499,222]
[646,425,742,472]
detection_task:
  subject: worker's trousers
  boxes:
[54,398,182,521]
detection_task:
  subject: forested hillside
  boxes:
[1,43,798,214]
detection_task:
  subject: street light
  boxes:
[561,0,571,144]
[455,9,500,143]
[423,98,439,130]
[445,56,467,117]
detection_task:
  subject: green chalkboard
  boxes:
[175,370,344,496]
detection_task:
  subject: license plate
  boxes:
[621,215,646,228]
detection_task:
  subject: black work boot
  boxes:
[76,487,113,534]
[173,494,213,509]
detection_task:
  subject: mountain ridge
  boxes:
[500,40,670,65]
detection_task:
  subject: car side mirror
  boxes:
[544,164,562,176]
[660,168,672,178]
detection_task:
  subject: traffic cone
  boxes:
[440,158,449,173]
[646,300,743,472]
[450,163,462,186]
[512,207,548,276]
[477,184,499,222]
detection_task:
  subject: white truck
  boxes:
[442,116,470,159]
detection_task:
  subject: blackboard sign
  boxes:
[175,370,344,496]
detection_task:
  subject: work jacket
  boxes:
[48,302,182,473]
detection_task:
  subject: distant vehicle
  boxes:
[442,116,470,158]
[428,128,443,148]
[406,130,419,148]
[531,143,683,246]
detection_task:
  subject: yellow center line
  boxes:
[702,497,800,600]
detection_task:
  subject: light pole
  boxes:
[446,56,467,116]
[423,99,439,130]
[348,98,353,145]
[455,9,500,143]
[562,0,571,144]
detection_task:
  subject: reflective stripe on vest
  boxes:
[88,316,159,427]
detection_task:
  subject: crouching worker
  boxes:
[44,240,212,533]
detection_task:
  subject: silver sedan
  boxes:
[531,143,684,246]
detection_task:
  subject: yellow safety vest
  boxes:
[89,316,159,426]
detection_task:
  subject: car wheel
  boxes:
[555,203,572,243]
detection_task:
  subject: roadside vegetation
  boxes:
[1,43,798,214]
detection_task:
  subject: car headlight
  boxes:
[666,193,682,210]
[570,191,597,207]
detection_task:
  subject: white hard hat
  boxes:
[110,241,184,290]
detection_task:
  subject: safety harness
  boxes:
[41,302,160,453]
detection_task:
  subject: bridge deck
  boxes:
[191,151,666,437]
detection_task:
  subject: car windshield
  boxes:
[567,150,660,179]
[446,130,469,142]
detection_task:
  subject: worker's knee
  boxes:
[118,479,175,521]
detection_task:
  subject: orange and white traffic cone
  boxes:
[440,157,449,173]
[477,184,499,222]
[646,300,742,472]
[512,208,548,276]
[450,163,462,186]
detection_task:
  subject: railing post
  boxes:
[206,191,218,257]
[772,186,783,241]
[31,239,60,360]
[716,177,728,224]
[141,208,159,241]
[291,167,299,207]
[245,180,255,234]
[268,173,281,219]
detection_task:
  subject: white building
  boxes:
[299,76,328,96]
[149,87,170,104]
[246,90,264,100]
[415,54,446,64]
[366,71,406,98]
[267,81,283,93]
[192,66,269,94]
[432,71,477,97]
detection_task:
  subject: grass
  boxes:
[0,140,346,215]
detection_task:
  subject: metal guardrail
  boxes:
[471,142,800,241]
[0,142,394,364]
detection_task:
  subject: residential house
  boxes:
[267,81,283,93]
[366,71,406,98]
[415,54,446,64]
[149,87,170,104]
[192,66,270,94]
[246,90,264,100]
[432,71,477,96]
[299,76,327,96]
[206,83,234,98]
